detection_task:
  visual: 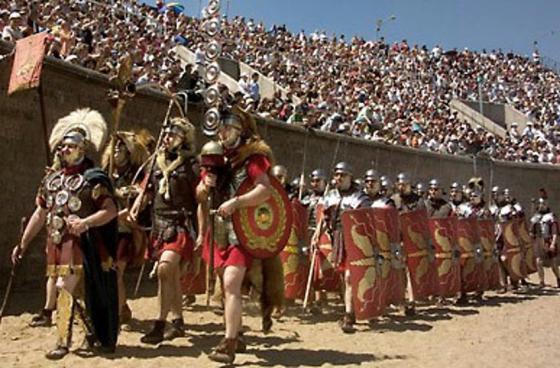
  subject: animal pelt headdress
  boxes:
[101,131,150,171]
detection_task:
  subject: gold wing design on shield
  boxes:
[504,223,520,247]
[458,236,474,253]
[357,267,377,302]
[435,228,452,252]
[408,227,427,250]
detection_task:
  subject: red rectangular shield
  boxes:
[500,221,527,282]
[517,219,537,275]
[8,32,48,95]
[400,208,438,300]
[281,199,310,300]
[428,217,461,297]
[341,208,387,320]
[456,218,485,293]
[312,204,341,292]
[478,219,501,290]
[372,207,405,306]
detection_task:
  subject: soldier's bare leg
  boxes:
[550,257,560,287]
[141,250,183,344]
[339,269,355,333]
[405,270,416,315]
[208,265,246,364]
[46,274,81,360]
[537,256,546,286]
[116,260,131,324]
[31,276,57,327]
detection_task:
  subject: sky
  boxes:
[150,0,560,63]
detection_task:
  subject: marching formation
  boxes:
[9,103,559,364]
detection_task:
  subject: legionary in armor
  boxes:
[319,162,371,333]
[11,109,119,360]
[393,173,425,212]
[363,169,392,208]
[137,117,198,345]
[414,182,427,201]
[530,198,560,288]
[392,172,425,315]
[102,131,150,324]
[198,107,276,364]
[494,188,519,291]
[426,179,453,218]
[457,190,490,219]
[449,182,465,214]
[301,168,327,234]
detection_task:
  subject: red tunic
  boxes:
[202,154,271,269]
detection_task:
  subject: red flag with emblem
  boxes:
[400,208,438,300]
[428,217,461,297]
[456,218,485,293]
[8,32,48,95]
[341,208,388,320]
[478,219,501,290]
[280,199,310,300]
[372,207,405,306]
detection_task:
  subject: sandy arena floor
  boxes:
[1,270,559,368]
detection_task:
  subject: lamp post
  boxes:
[375,15,396,39]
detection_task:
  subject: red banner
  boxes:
[8,32,48,95]
[280,199,309,300]
[428,217,461,297]
[400,209,438,300]
[478,219,501,290]
[456,218,485,293]
[341,208,388,320]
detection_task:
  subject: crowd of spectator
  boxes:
[2,0,560,164]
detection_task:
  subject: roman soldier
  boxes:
[425,179,453,218]
[392,172,425,315]
[530,198,560,288]
[11,109,119,359]
[489,186,501,219]
[494,188,517,292]
[455,189,489,304]
[393,173,425,212]
[319,162,371,333]
[301,168,327,312]
[101,131,150,324]
[449,182,465,214]
[302,169,327,233]
[136,117,198,344]
[363,169,385,207]
[414,182,427,201]
[198,107,277,364]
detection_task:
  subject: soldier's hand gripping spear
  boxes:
[0,217,28,325]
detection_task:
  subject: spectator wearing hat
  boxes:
[2,11,23,42]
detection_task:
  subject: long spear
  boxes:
[303,135,342,309]
[0,217,28,325]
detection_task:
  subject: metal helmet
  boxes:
[396,172,410,184]
[290,177,301,188]
[271,165,288,184]
[199,140,225,167]
[470,190,482,199]
[381,177,393,190]
[450,182,461,190]
[309,168,327,181]
[415,182,426,194]
[333,161,352,175]
[364,169,380,181]
[429,178,440,189]
[492,186,500,194]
